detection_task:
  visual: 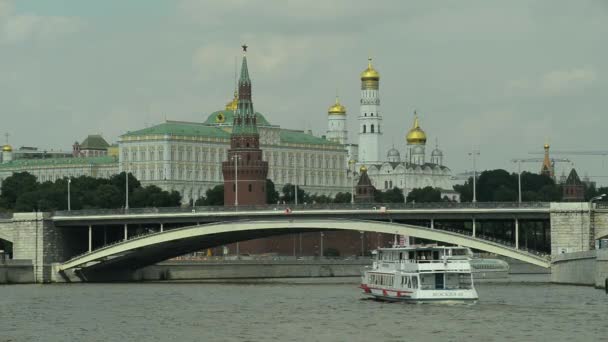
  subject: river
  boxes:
[1,278,607,341]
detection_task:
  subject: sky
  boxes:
[1,0,607,184]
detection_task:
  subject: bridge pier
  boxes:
[160,223,163,233]
[124,224,128,241]
[430,218,434,229]
[472,218,476,237]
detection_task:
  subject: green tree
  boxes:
[407,186,441,203]
[1,172,38,209]
[266,179,280,204]
[382,187,405,203]
[333,192,352,203]
[281,183,309,204]
[310,194,332,204]
[202,185,224,206]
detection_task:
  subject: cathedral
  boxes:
[326,59,458,201]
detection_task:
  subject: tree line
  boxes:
[2,168,606,212]
[0,172,181,212]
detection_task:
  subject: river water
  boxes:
[1,279,607,342]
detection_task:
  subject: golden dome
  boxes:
[406,113,427,145]
[359,165,367,173]
[360,57,380,81]
[328,97,346,115]
[225,91,238,111]
[544,143,550,149]
[2,144,12,152]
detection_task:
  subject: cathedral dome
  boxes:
[412,145,425,155]
[2,144,12,152]
[360,58,380,81]
[328,97,346,115]
[431,148,443,157]
[406,114,427,145]
[387,148,400,158]
[359,165,367,173]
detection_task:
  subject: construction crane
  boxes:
[510,157,571,203]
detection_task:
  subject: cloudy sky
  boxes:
[1,0,607,184]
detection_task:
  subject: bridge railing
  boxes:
[53,202,550,217]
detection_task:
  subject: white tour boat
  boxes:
[360,245,479,303]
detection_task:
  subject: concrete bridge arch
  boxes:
[59,218,550,277]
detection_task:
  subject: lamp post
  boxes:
[231,155,241,208]
[468,150,480,203]
[512,159,523,204]
[67,178,71,211]
[294,164,298,206]
[125,164,129,210]
[589,194,606,250]
[349,159,356,204]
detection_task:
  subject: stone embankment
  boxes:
[551,249,608,289]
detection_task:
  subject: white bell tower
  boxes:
[326,97,347,144]
[358,58,382,164]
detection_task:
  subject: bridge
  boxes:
[58,218,550,279]
[0,202,603,282]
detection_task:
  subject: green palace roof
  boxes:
[122,121,230,139]
[279,130,338,146]
[0,156,117,169]
[122,118,340,147]
[204,110,272,127]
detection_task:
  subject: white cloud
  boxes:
[0,0,82,44]
[506,67,598,96]
[541,68,597,94]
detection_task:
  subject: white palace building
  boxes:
[1,56,457,203]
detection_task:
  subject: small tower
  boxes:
[562,168,585,201]
[406,112,427,165]
[355,166,376,203]
[2,144,13,164]
[358,58,382,163]
[540,144,554,179]
[326,96,347,144]
[431,139,443,166]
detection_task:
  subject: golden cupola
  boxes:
[328,97,346,115]
[225,90,238,111]
[361,57,380,89]
[2,144,12,152]
[406,113,427,145]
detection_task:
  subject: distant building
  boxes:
[562,168,585,201]
[73,135,110,157]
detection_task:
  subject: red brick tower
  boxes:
[222,45,269,206]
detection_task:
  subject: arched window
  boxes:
[363,125,366,133]
[371,124,375,133]
[384,180,388,189]
[371,113,374,117]
[248,184,252,192]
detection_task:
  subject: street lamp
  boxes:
[468,150,480,203]
[231,155,241,208]
[67,178,71,211]
[512,159,523,204]
[125,164,130,210]
[348,159,356,204]
[589,194,606,250]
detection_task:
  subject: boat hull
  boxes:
[360,284,478,303]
